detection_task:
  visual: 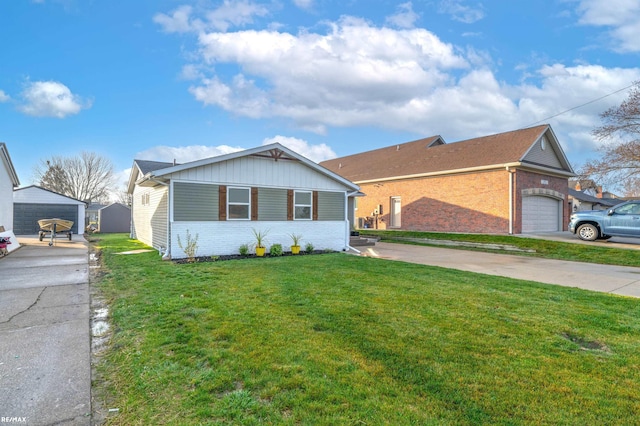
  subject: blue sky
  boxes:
[2,0,640,193]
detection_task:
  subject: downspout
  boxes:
[506,166,515,235]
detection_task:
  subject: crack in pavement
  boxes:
[0,286,47,325]
[608,279,640,294]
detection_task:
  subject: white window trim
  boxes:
[294,190,312,220]
[227,186,251,220]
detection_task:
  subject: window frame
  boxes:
[227,186,251,220]
[294,190,313,220]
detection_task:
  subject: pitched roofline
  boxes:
[14,185,87,205]
[519,125,575,174]
[141,143,360,191]
[353,161,575,184]
[0,142,20,187]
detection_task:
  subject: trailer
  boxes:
[38,218,74,246]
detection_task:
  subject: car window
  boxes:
[615,203,640,215]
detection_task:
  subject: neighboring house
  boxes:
[127,143,361,259]
[13,186,86,235]
[321,125,575,234]
[0,143,20,231]
[568,188,621,212]
[98,203,131,233]
[86,202,108,229]
[0,143,20,254]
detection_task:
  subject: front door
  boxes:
[390,197,401,228]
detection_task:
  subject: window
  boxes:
[228,187,250,220]
[141,193,150,206]
[294,191,312,220]
[615,202,640,215]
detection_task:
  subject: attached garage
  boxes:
[13,186,86,235]
[521,195,562,233]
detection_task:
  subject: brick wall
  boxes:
[357,169,510,233]
[355,168,569,234]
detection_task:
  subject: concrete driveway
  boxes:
[364,242,640,298]
[517,231,640,249]
[0,235,90,425]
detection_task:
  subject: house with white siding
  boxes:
[0,143,20,231]
[127,143,361,259]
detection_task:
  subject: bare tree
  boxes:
[580,81,640,197]
[34,152,115,203]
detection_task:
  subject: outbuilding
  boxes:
[13,186,86,235]
[98,203,131,233]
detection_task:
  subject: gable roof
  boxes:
[13,185,86,205]
[129,143,360,193]
[321,125,574,183]
[0,142,20,187]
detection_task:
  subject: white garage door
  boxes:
[522,196,561,233]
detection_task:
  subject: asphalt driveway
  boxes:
[0,235,90,425]
[364,242,640,298]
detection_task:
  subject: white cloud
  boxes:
[154,1,269,33]
[19,80,90,118]
[576,0,640,52]
[438,0,485,24]
[157,5,640,167]
[135,144,244,164]
[262,135,336,162]
[385,2,420,29]
[292,0,314,9]
[0,90,10,102]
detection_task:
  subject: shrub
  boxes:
[239,244,249,256]
[177,229,199,261]
[305,242,314,254]
[269,243,283,257]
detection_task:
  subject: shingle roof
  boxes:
[568,189,623,207]
[321,125,553,182]
[134,159,175,175]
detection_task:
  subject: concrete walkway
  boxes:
[364,242,640,298]
[0,235,90,425]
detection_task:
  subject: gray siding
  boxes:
[258,188,287,220]
[317,191,345,221]
[174,182,219,221]
[523,136,563,168]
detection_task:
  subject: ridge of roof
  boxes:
[133,159,176,175]
[321,125,562,182]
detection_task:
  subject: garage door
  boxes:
[13,204,79,235]
[521,196,561,233]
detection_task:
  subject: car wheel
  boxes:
[577,224,599,241]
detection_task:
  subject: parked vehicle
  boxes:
[569,200,640,241]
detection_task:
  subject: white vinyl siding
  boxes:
[317,191,345,221]
[131,185,168,249]
[173,182,218,221]
[258,188,287,221]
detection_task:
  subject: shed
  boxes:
[98,203,131,233]
[13,186,86,235]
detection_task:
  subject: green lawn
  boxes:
[94,234,640,425]
[361,230,640,267]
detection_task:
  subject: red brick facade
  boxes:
[356,168,569,234]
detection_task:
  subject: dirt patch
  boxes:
[561,332,611,353]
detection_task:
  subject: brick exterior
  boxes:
[355,168,569,234]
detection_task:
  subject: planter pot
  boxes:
[350,231,360,236]
[255,246,266,257]
[291,245,301,255]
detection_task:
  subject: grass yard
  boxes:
[361,230,640,267]
[94,234,640,425]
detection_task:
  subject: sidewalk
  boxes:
[363,242,640,298]
[0,235,90,425]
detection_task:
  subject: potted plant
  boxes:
[252,228,269,257]
[289,233,302,255]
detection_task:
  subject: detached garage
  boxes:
[13,186,86,235]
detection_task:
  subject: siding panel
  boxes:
[317,191,345,221]
[258,188,287,221]
[173,182,219,221]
